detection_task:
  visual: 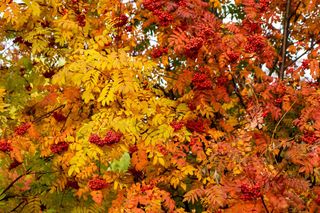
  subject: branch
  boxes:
[261,195,270,213]
[279,0,291,80]
[284,38,319,70]
[0,168,32,197]
[34,104,65,123]
[60,106,73,133]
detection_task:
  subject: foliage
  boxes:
[0,0,320,212]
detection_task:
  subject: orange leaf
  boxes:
[90,190,103,205]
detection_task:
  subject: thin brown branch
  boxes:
[34,104,65,123]
[284,38,319,70]
[0,168,31,197]
[279,0,292,80]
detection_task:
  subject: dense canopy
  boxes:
[0,0,320,212]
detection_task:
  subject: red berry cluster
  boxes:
[142,0,162,11]
[186,119,205,133]
[189,137,202,147]
[76,14,86,27]
[227,51,240,63]
[50,141,69,154]
[301,132,318,144]
[142,0,172,26]
[154,10,173,26]
[0,141,13,152]
[15,122,31,136]
[170,121,184,131]
[151,46,168,58]
[156,144,168,155]
[257,0,271,12]
[286,67,294,74]
[274,97,283,106]
[66,180,79,189]
[240,183,261,200]
[315,194,320,205]
[53,112,67,122]
[245,35,266,53]
[115,14,128,27]
[9,159,22,170]
[141,184,154,192]
[198,25,215,39]
[184,37,204,58]
[104,130,122,145]
[301,59,309,70]
[89,131,122,147]
[129,145,138,155]
[216,76,229,86]
[192,73,212,90]
[43,70,56,78]
[88,178,109,190]
[243,19,262,33]
[188,102,197,111]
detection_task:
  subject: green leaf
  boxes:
[109,152,130,172]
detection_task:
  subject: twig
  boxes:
[0,168,32,197]
[284,38,319,70]
[60,106,73,133]
[9,200,26,212]
[271,100,296,146]
[279,0,291,80]
[34,104,65,123]
[261,195,270,213]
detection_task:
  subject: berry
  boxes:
[0,141,13,152]
[154,10,173,26]
[89,133,102,144]
[184,37,203,58]
[170,121,184,131]
[50,141,69,154]
[115,14,128,27]
[156,144,168,155]
[129,145,138,154]
[186,119,205,133]
[192,73,212,90]
[66,180,79,189]
[151,46,168,58]
[9,159,22,170]
[301,59,309,69]
[43,70,56,78]
[53,112,66,122]
[302,132,317,144]
[88,178,109,190]
[103,130,122,146]
[240,183,261,200]
[77,14,86,27]
[15,123,31,136]
[227,51,240,63]
[245,35,266,53]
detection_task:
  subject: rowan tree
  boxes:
[0,0,320,212]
